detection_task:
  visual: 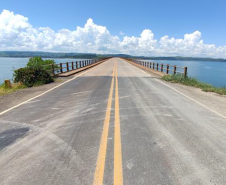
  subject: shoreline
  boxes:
[162,74,226,96]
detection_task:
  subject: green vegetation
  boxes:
[0,83,26,96]
[162,74,226,95]
[26,57,59,72]
[13,57,55,87]
[0,57,56,95]
[27,57,54,68]
[14,68,54,87]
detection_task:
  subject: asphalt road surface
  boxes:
[0,58,226,185]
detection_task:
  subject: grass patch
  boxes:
[162,74,226,95]
[0,83,27,96]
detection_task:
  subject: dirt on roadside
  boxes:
[0,77,72,113]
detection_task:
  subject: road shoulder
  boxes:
[125,59,226,119]
[0,77,72,113]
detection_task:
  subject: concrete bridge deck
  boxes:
[0,58,226,185]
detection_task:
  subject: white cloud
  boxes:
[119,31,124,36]
[0,10,226,58]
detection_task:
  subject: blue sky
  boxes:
[0,0,226,58]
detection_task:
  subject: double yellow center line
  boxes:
[93,62,123,185]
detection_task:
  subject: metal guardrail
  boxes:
[131,59,188,78]
[42,58,111,76]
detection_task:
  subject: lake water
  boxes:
[0,57,87,84]
[146,60,226,87]
[0,58,225,87]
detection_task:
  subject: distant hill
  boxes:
[0,51,226,62]
[0,51,99,59]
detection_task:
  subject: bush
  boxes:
[27,57,58,72]
[14,67,54,87]
[13,57,57,87]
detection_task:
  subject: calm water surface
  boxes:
[147,60,226,87]
[0,58,225,87]
[0,58,86,84]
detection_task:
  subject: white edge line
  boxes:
[125,60,226,120]
[0,62,107,116]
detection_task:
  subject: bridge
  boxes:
[0,58,226,184]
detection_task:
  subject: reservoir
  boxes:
[0,57,86,85]
[146,60,226,87]
[0,57,225,87]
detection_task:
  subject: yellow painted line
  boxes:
[114,62,123,185]
[93,62,116,185]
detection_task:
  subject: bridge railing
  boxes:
[42,58,111,76]
[131,59,188,78]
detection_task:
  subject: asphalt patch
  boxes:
[0,127,29,150]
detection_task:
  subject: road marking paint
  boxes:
[0,61,108,117]
[155,78,226,120]
[114,62,123,185]
[93,63,116,185]
[126,60,226,120]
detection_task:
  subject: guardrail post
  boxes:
[150,62,152,68]
[157,63,159,71]
[161,64,163,72]
[67,62,69,71]
[167,64,169,74]
[76,61,78,69]
[174,65,177,74]
[60,63,63,73]
[72,62,74,70]
[153,63,155,70]
[184,67,187,78]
